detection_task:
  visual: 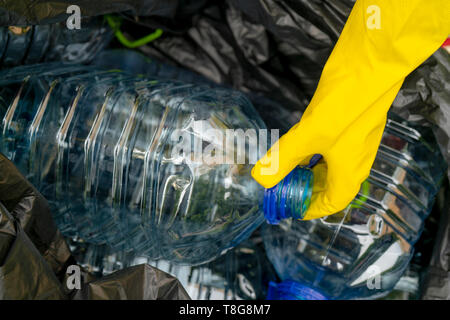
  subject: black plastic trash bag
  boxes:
[0,0,208,26]
[73,264,191,300]
[0,153,190,300]
[137,0,356,113]
[0,153,72,299]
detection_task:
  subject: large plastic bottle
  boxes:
[263,114,447,299]
[0,62,313,265]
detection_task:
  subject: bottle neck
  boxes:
[263,166,313,224]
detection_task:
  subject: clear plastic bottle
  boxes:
[263,114,447,300]
[0,62,313,265]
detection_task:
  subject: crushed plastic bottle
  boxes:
[0,62,313,265]
[263,114,447,300]
[0,18,112,68]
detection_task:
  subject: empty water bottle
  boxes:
[0,61,312,265]
[263,114,447,299]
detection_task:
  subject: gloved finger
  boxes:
[302,157,362,220]
[304,124,387,220]
[251,123,316,189]
[310,160,328,195]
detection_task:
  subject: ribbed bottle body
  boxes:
[0,64,266,265]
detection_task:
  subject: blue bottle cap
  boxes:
[267,280,328,300]
[263,166,313,224]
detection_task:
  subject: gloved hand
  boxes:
[252,0,450,220]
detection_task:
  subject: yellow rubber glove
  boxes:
[252,0,450,220]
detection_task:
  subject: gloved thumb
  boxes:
[251,123,316,189]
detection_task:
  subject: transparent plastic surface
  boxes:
[0,63,269,265]
[262,118,447,299]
